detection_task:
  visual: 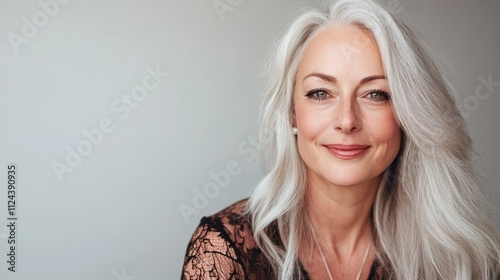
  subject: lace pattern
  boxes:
[182,199,274,279]
[181,199,386,280]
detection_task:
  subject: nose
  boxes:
[334,97,361,133]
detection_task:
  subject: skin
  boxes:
[294,25,401,279]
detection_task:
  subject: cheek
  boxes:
[294,104,324,164]
[294,104,330,140]
[367,110,401,151]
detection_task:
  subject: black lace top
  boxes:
[181,199,386,279]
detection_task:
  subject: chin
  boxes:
[321,168,381,188]
[327,177,370,188]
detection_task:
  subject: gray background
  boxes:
[0,0,498,279]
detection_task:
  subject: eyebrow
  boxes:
[302,73,386,84]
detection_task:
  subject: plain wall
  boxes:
[0,0,498,279]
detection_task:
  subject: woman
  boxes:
[182,0,500,279]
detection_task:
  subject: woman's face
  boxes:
[293,25,401,189]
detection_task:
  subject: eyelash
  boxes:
[367,89,390,101]
[305,89,390,102]
[305,88,330,101]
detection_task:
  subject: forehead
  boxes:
[296,24,384,78]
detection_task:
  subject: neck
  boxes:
[305,171,380,259]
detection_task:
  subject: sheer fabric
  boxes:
[182,199,385,280]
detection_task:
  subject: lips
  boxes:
[324,144,370,160]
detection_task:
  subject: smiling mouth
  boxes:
[324,144,370,160]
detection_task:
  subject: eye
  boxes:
[366,89,390,101]
[305,89,330,101]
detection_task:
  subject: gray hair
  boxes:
[246,0,500,279]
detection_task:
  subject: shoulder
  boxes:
[182,198,273,280]
[194,198,257,255]
[205,198,252,234]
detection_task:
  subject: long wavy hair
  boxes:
[246,0,500,279]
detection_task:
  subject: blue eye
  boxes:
[367,89,390,101]
[305,89,330,101]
